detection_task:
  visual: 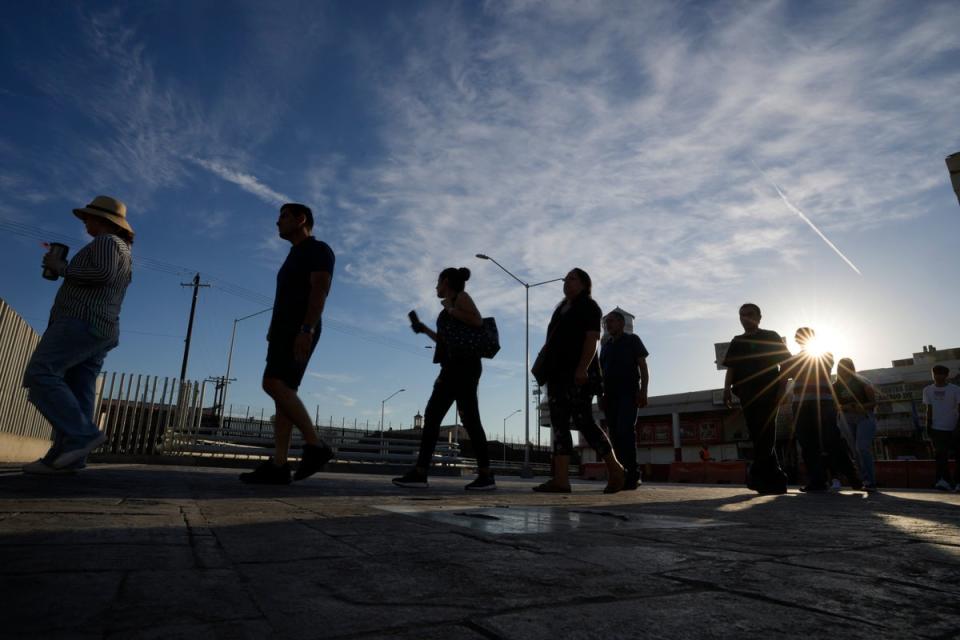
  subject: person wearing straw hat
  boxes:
[22,195,134,474]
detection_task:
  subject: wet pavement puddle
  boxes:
[374,504,737,535]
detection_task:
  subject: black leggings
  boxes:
[416,358,490,470]
[548,382,612,458]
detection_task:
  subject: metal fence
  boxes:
[0,300,52,442]
[93,372,208,457]
[89,372,466,467]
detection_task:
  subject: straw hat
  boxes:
[73,195,134,234]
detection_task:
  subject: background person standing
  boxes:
[240,203,335,485]
[785,329,861,492]
[22,196,133,474]
[923,365,960,491]
[835,358,879,491]
[599,309,649,490]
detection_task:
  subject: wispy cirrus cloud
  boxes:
[307,372,359,384]
[335,0,959,326]
[190,158,290,205]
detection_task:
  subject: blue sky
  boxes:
[1,1,958,443]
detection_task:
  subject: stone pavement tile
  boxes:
[0,542,195,573]
[0,512,188,546]
[782,543,960,595]
[1,630,102,640]
[475,591,915,640]
[0,571,123,636]
[211,519,366,563]
[662,557,960,637]
[352,623,490,639]
[554,532,768,575]
[293,512,450,537]
[328,530,508,559]
[238,561,466,639]
[104,569,262,632]
[241,546,687,620]
[107,618,275,639]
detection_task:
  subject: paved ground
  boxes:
[1,464,959,639]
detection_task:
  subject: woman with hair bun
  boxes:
[394,267,496,490]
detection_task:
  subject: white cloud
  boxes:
[190,158,290,206]
[307,372,359,383]
[336,1,960,327]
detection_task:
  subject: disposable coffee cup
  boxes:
[42,242,69,281]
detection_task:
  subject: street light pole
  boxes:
[477,253,563,477]
[380,388,405,431]
[221,307,273,426]
[503,409,521,464]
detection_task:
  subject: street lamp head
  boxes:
[475,253,489,260]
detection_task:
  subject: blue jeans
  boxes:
[847,413,877,485]
[23,318,117,452]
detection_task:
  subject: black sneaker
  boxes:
[757,484,788,495]
[799,483,827,493]
[624,472,642,491]
[392,469,428,488]
[294,442,334,481]
[465,475,496,491]
[239,460,292,485]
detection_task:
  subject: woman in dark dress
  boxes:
[533,268,624,493]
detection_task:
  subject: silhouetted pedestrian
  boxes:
[22,196,134,474]
[599,309,649,490]
[532,268,624,494]
[923,365,960,491]
[721,303,790,494]
[394,267,495,490]
[785,329,860,492]
[240,203,334,485]
[835,358,878,491]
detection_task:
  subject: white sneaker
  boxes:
[934,479,952,491]
[829,479,842,492]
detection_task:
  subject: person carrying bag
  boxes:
[393,267,496,491]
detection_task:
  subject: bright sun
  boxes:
[790,322,850,359]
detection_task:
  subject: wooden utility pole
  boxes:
[179,273,210,382]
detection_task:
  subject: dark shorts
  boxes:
[264,331,320,391]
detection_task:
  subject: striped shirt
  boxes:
[50,234,132,338]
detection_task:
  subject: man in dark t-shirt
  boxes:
[599,310,650,490]
[721,303,790,494]
[240,203,335,485]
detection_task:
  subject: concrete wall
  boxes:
[0,432,50,463]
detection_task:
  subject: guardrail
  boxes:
[89,372,467,468]
[0,300,53,444]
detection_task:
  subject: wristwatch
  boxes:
[300,324,315,334]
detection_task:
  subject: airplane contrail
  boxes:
[751,160,862,276]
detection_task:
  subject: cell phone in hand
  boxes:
[408,310,421,333]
